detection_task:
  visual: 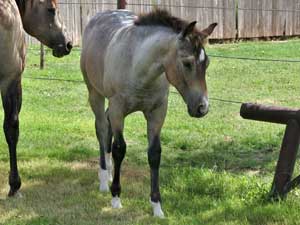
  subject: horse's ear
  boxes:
[197,23,218,40]
[179,21,197,40]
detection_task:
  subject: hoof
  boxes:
[150,201,165,218]
[8,191,23,198]
[111,197,122,209]
[99,169,109,192]
[8,189,18,197]
[8,176,21,197]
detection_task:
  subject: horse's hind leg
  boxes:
[144,100,168,218]
[89,90,112,191]
[1,79,22,197]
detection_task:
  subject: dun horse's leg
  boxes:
[105,108,113,181]
[89,91,111,191]
[144,101,168,218]
[108,100,126,209]
[1,79,22,197]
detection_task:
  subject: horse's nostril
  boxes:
[66,41,73,51]
[197,103,208,115]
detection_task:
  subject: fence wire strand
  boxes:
[26,48,300,64]
[57,2,300,13]
[24,76,300,105]
[209,54,300,63]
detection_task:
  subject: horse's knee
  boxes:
[9,114,19,129]
[112,138,126,162]
[110,135,126,197]
[4,113,19,139]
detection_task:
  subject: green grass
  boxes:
[1,39,300,225]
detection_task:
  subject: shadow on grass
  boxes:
[1,158,299,225]
[160,166,300,225]
[0,161,154,225]
[161,137,280,174]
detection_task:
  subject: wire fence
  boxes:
[26,48,300,64]
[23,74,300,106]
[24,0,300,107]
[24,42,300,107]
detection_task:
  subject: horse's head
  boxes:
[17,0,72,57]
[164,22,217,118]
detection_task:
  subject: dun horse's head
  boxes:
[17,0,72,57]
[164,22,217,118]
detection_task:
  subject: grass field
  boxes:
[0,39,300,225]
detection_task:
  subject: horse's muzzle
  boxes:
[187,99,209,118]
[52,41,73,58]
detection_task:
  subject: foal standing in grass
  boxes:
[80,9,217,217]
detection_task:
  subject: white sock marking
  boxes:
[150,201,165,218]
[105,153,113,182]
[111,197,122,209]
[98,168,109,192]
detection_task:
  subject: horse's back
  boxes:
[81,10,136,96]
[0,0,25,90]
[82,10,135,48]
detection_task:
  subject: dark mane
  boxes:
[134,9,188,33]
[15,0,25,16]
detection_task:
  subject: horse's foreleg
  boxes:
[89,91,111,191]
[108,100,126,209]
[144,100,168,218]
[105,108,113,181]
[1,79,22,197]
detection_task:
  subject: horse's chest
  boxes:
[0,29,25,92]
[0,29,25,76]
[123,89,167,113]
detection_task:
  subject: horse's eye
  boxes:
[48,8,56,15]
[183,61,193,70]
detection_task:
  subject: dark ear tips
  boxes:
[190,21,197,27]
[209,23,218,32]
[179,21,197,40]
[197,22,218,40]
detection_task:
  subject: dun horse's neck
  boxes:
[133,31,176,86]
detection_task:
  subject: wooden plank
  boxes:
[238,0,289,38]
[26,0,300,45]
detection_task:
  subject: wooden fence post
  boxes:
[117,0,127,9]
[40,43,45,70]
[240,103,300,200]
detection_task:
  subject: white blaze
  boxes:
[199,48,205,63]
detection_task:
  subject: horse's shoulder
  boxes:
[0,0,20,29]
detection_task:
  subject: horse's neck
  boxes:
[132,31,176,85]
